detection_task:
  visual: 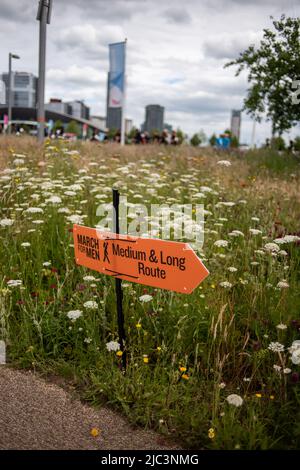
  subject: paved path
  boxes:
[0,367,179,450]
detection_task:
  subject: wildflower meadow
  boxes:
[0,137,300,450]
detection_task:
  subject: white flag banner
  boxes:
[108,42,125,108]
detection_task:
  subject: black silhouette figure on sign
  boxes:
[103,242,110,263]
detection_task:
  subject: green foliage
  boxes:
[190,134,201,147]
[225,15,300,135]
[0,138,300,449]
[66,120,80,136]
[271,136,286,150]
[209,133,217,146]
[176,128,185,144]
[53,120,63,132]
[294,137,300,151]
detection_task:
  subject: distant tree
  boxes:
[231,136,239,148]
[209,133,217,146]
[225,15,300,136]
[127,126,138,139]
[66,120,80,136]
[190,134,201,147]
[271,136,286,150]
[107,128,118,140]
[53,120,63,133]
[294,137,300,151]
[176,128,185,144]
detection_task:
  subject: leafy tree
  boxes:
[127,126,138,139]
[198,129,207,144]
[271,136,286,150]
[107,128,118,140]
[209,133,217,146]
[190,133,201,147]
[176,128,185,144]
[66,120,80,136]
[294,136,300,151]
[53,120,63,133]
[225,15,300,136]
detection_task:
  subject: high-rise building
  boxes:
[46,98,68,114]
[67,100,90,120]
[1,71,37,107]
[144,105,164,133]
[230,110,241,141]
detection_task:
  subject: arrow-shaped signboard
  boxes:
[73,225,209,294]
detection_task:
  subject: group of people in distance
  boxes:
[90,128,181,145]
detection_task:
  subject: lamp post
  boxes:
[8,53,20,134]
[36,0,52,143]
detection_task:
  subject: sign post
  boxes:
[112,189,126,370]
[73,192,209,370]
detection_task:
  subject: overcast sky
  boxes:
[1,0,299,143]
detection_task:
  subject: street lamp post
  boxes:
[8,53,20,135]
[36,0,52,144]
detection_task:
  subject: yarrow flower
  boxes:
[268,342,284,353]
[264,243,280,253]
[277,280,289,289]
[217,160,231,167]
[249,228,262,235]
[226,394,243,407]
[276,323,287,330]
[46,195,62,204]
[7,279,22,287]
[106,341,120,352]
[83,300,98,310]
[219,281,233,288]
[214,239,228,248]
[0,218,14,227]
[67,310,83,322]
[273,235,300,244]
[139,294,153,303]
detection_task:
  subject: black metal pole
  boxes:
[112,189,126,371]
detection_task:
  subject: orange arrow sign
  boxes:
[73,224,209,294]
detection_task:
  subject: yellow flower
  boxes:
[182,373,189,380]
[208,428,215,439]
[143,355,149,364]
[157,347,161,351]
[116,350,123,357]
[211,284,215,289]
[136,323,142,329]
[270,395,275,400]
[179,366,187,372]
[90,427,100,437]
[26,346,34,353]
[255,393,262,398]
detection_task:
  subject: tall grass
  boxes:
[0,137,300,449]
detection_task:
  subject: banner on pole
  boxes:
[108,42,125,108]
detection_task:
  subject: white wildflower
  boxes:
[217,160,231,167]
[276,323,287,330]
[277,280,289,289]
[25,207,44,214]
[219,281,233,288]
[67,310,83,322]
[249,229,262,235]
[46,195,62,204]
[106,340,120,352]
[283,368,291,374]
[83,300,98,310]
[273,364,282,372]
[264,242,280,253]
[226,394,243,407]
[228,267,237,272]
[7,279,22,287]
[214,239,228,248]
[21,242,31,247]
[0,218,14,227]
[139,294,153,303]
[291,349,300,365]
[268,342,284,353]
[83,275,96,282]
